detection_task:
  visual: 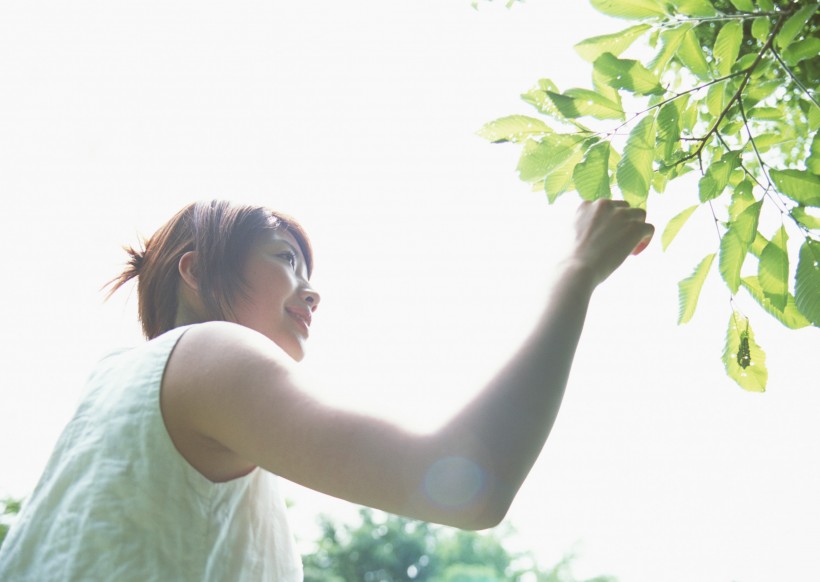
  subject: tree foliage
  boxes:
[302,508,616,582]
[479,0,819,391]
[0,497,22,548]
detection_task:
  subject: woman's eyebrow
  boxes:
[276,240,309,274]
[281,241,302,260]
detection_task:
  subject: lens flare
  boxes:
[422,456,485,508]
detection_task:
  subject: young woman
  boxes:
[0,198,653,581]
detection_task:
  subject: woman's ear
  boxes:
[178,251,199,291]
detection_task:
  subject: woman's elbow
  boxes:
[439,498,510,531]
[416,454,514,530]
[461,503,508,531]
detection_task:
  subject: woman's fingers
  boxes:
[572,199,654,285]
[631,226,655,255]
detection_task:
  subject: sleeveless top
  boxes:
[0,325,303,581]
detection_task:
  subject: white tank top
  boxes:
[0,325,303,581]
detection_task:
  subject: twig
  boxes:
[662,12,782,26]
[675,12,787,166]
[737,100,773,193]
[770,48,820,109]
[602,70,750,139]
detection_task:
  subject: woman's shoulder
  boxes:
[163,321,295,400]
[159,321,298,483]
[171,321,290,362]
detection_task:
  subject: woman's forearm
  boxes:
[427,260,596,528]
[423,201,653,529]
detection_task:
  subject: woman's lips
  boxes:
[286,308,311,333]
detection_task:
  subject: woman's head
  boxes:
[108,200,318,356]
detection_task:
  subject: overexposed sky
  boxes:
[1,1,818,580]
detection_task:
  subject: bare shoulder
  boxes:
[161,321,299,482]
[169,320,292,372]
[164,321,294,419]
[163,320,300,431]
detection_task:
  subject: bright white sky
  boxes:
[0,1,817,580]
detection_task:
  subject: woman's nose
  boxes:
[302,287,321,311]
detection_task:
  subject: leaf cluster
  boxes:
[479,0,820,392]
[302,508,616,581]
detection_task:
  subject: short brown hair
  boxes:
[107,200,313,339]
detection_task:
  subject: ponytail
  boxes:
[105,243,147,298]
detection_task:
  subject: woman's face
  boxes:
[230,228,319,361]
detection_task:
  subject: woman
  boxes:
[0,198,653,581]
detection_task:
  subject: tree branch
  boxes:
[737,99,771,191]
[770,48,820,109]
[675,12,787,166]
[599,69,749,140]
[716,105,809,237]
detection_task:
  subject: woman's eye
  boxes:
[279,251,297,268]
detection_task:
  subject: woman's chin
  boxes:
[277,337,306,362]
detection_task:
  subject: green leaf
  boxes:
[795,239,820,326]
[698,152,741,202]
[720,227,747,294]
[751,17,771,43]
[680,96,699,133]
[756,0,774,10]
[741,277,811,329]
[676,0,719,16]
[591,66,622,106]
[706,81,727,118]
[775,3,818,51]
[753,132,791,152]
[729,179,755,216]
[567,89,625,119]
[662,204,698,250]
[750,231,768,258]
[652,170,669,193]
[477,115,552,143]
[721,119,744,136]
[732,52,759,73]
[745,106,782,121]
[747,78,780,103]
[807,131,820,175]
[544,148,586,203]
[714,21,743,77]
[782,36,820,67]
[810,104,820,132]
[521,78,561,116]
[656,98,688,163]
[728,0,754,11]
[698,176,719,202]
[677,28,711,80]
[589,0,667,20]
[733,200,763,248]
[573,141,612,201]
[678,253,715,324]
[593,53,665,96]
[547,89,624,120]
[723,312,767,392]
[574,24,651,62]
[770,169,820,206]
[758,225,789,311]
[648,24,691,73]
[616,114,656,207]
[516,135,583,182]
[545,92,582,118]
[791,206,820,231]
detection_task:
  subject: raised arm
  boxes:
[161,199,653,530]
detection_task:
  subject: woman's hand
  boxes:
[569,199,654,288]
